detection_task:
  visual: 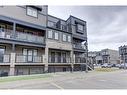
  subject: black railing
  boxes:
[75,57,86,63]
[15,54,43,63]
[48,56,71,63]
[0,54,11,63]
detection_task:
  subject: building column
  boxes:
[9,52,15,76]
[71,50,74,72]
[44,47,48,73]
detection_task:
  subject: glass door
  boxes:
[62,52,66,63]
[27,50,33,62]
[0,25,6,38]
[51,52,55,63]
[0,48,5,63]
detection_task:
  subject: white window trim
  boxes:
[63,34,67,42]
[27,7,38,18]
[67,35,71,42]
[54,32,59,40]
[48,30,53,39]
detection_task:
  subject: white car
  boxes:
[119,63,127,69]
[101,63,112,68]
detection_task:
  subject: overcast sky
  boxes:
[48,6,127,51]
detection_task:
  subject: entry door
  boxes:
[0,48,4,63]
[57,52,61,63]
[0,25,6,38]
[27,50,33,62]
[62,53,66,63]
[51,52,55,63]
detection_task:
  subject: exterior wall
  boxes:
[46,39,72,50]
[15,66,44,75]
[0,6,47,27]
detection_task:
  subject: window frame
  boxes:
[48,30,53,39]
[67,35,71,42]
[54,31,59,40]
[62,34,67,42]
[26,7,38,18]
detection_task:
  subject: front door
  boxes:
[62,53,66,63]
[0,25,6,38]
[51,52,55,63]
[27,50,33,62]
[0,47,5,63]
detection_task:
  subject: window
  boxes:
[63,34,67,41]
[54,32,59,40]
[48,30,53,38]
[48,21,55,27]
[67,35,71,42]
[27,7,38,18]
[77,24,84,31]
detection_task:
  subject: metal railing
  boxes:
[73,44,85,49]
[15,54,43,63]
[48,56,71,63]
[0,29,45,44]
[47,21,67,31]
[0,54,10,63]
[16,31,44,44]
[0,29,13,39]
[75,57,86,63]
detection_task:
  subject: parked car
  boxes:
[101,63,113,68]
[119,63,127,69]
[115,64,121,68]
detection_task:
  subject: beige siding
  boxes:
[0,6,47,27]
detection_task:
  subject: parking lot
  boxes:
[0,68,127,89]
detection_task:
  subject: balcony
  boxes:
[75,57,86,63]
[15,54,43,63]
[48,56,71,63]
[73,44,86,50]
[47,21,67,31]
[0,29,45,44]
[0,54,10,63]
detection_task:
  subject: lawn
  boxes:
[0,74,52,83]
[95,68,119,72]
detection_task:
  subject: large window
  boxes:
[77,24,84,31]
[48,30,53,38]
[63,34,67,41]
[54,32,59,40]
[0,47,5,63]
[27,7,38,18]
[67,35,71,42]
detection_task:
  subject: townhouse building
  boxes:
[119,45,127,63]
[88,49,119,65]
[0,6,88,76]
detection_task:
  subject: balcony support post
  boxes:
[9,53,15,76]
[13,22,16,39]
[44,47,49,73]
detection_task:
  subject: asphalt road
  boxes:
[0,70,127,89]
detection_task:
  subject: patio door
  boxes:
[27,50,33,62]
[0,25,6,38]
[0,47,5,63]
[62,53,66,63]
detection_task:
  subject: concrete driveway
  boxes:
[0,70,127,89]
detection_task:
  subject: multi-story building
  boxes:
[0,6,88,76]
[89,49,119,65]
[119,45,127,63]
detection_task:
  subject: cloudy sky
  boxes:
[48,6,127,51]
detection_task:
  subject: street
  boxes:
[0,70,127,89]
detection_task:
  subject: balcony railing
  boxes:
[0,29,13,39]
[48,56,71,63]
[75,57,86,63]
[73,44,85,50]
[0,54,10,63]
[16,31,44,44]
[15,54,43,63]
[47,21,67,31]
[0,29,45,44]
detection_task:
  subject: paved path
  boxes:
[0,70,127,89]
